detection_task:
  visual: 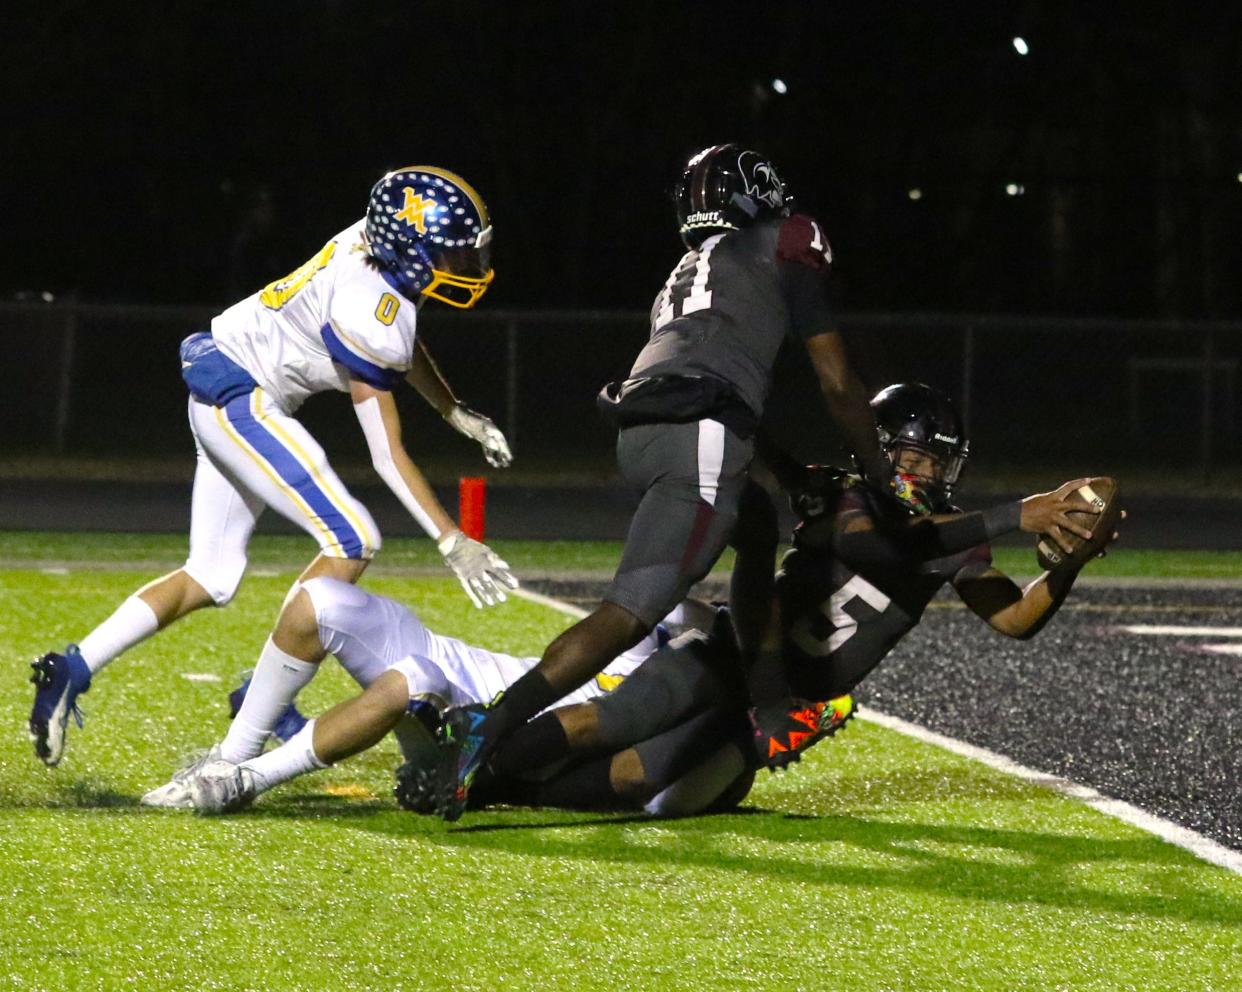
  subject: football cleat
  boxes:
[228,671,308,744]
[749,694,855,770]
[393,760,440,815]
[140,745,221,809]
[433,702,497,822]
[28,646,92,767]
[189,760,260,815]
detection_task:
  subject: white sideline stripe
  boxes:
[1120,624,1242,637]
[1202,644,1242,657]
[181,672,222,683]
[513,586,1242,875]
[511,586,589,618]
[860,708,1242,875]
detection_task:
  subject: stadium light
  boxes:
[907,188,923,201]
[1012,36,1029,55]
[1237,172,1242,183]
[1005,183,1025,196]
[771,78,788,95]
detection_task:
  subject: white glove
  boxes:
[447,404,512,468]
[438,530,519,608]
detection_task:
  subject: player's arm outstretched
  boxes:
[952,489,1125,640]
[350,377,517,607]
[825,478,1103,566]
[404,340,512,468]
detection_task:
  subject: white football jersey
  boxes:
[211,222,418,413]
[418,624,656,711]
[304,578,659,710]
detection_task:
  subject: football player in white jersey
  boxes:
[140,577,674,811]
[30,166,518,770]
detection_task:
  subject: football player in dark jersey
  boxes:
[454,383,1118,816]
[426,145,894,819]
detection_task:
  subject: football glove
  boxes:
[447,404,513,468]
[749,694,855,770]
[438,530,518,608]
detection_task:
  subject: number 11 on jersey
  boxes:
[654,235,721,330]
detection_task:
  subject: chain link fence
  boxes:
[2,301,1239,476]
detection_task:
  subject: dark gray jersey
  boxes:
[778,484,992,700]
[627,214,835,419]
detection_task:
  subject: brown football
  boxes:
[1035,477,1123,571]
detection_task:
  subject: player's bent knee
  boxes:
[182,556,247,607]
[300,575,368,621]
[363,670,412,723]
[608,749,652,804]
[276,586,319,640]
[555,703,602,750]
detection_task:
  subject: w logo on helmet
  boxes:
[395,188,437,234]
[365,166,494,308]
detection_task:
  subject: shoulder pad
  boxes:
[791,465,854,524]
[776,214,833,272]
[328,263,417,372]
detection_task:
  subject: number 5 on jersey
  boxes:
[790,574,891,657]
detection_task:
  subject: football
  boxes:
[1036,477,1123,571]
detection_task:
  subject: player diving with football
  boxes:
[29,166,518,770]
[425,144,898,820]
[438,383,1124,817]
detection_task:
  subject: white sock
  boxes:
[77,597,160,673]
[240,719,328,794]
[219,638,318,763]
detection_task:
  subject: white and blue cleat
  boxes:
[28,645,92,767]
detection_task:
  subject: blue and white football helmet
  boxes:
[365,166,494,308]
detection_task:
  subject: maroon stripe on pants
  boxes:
[679,500,717,575]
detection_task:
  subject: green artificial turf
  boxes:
[2,530,1241,580]
[0,545,1240,989]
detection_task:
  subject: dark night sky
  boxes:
[4,1,1241,317]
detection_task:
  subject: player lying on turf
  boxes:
[30,166,517,770]
[139,578,683,810]
[418,382,1125,817]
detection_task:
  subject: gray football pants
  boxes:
[605,418,753,628]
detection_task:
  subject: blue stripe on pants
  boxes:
[223,395,366,559]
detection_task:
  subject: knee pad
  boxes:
[391,655,451,708]
[300,576,368,618]
[183,553,247,606]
